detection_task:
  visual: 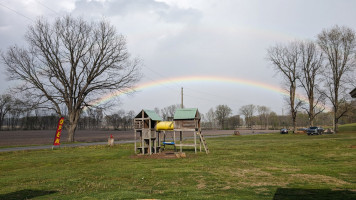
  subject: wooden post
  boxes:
[149,139,151,155]
[141,132,144,155]
[157,131,160,153]
[148,130,152,155]
[200,133,202,152]
[173,131,176,152]
[149,120,152,155]
[163,131,166,150]
[154,138,157,154]
[194,131,197,153]
[154,130,157,154]
[180,131,182,152]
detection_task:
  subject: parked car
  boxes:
[280,128,288,134]
[307,127,324,135]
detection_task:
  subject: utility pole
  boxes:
[181,87,183,108]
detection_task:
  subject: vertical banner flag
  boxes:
[53,117,64,146]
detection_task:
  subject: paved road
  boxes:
[0,129,277,152]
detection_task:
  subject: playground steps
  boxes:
[198,132,209,154]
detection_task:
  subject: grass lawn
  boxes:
[338,123,356,133]
[0,130,355,199]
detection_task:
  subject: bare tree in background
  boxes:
[154,107,160,116]
[0,94,12,130]
[227,115,241,129]
[205,108,216,129]
[161,104,180,121]
[297,41,325,127]
[268,111,279,129]
[215,105,232,129]
[317,25,356,132]
[7,99,22,129]
[239,104,256,128]
[267,42,302,133]
[1,16,141,142]
[257,105,271,129]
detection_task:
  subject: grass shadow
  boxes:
[273,188,356,200]
[0,189,57,200]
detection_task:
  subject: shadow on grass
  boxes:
[273,188,356,200]
[0,189,57,200]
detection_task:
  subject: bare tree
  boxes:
[7,98,29,129]
[161,104,180,121]
[205,108,216,129]
[268,111,279,129]
[215,105,232,129]
[297,41,325,126]
[1,16,141,141]
[317,25,356,132]
[84,107,103,129]
[126,110,135,130]
[105,110,125,130]
[116,110,126,130]
[267,42,303,133]
[227,115,241,129]
[239,104,256,128]
[0,94,12,130]
[154,107,160,116]
[257,105,271,129]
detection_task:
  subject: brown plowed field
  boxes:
[0,129,277,147]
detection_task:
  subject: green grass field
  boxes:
[0,127,355,199]
[338,123,356,133]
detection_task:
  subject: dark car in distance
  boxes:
[307,127,324,135]
[280,128,288,134]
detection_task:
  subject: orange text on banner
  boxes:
[53,117,64,146]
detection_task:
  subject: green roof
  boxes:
[144,110,162,121]
[174,108,199,120]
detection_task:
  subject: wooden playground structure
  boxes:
[133,108,209,155]
[133,110,163,155]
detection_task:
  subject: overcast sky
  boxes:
[1,0,356,116]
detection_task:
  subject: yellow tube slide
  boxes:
[156,121,174,131]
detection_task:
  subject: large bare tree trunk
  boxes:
[67,123,77,142]
[333,97,339,133]
[333,113,338,133]
[67,111,80,142]
[290,84,297,133]
[309,101,314,127]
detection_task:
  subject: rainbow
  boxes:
[84,75,317,110]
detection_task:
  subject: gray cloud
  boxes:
[73,0,201,24]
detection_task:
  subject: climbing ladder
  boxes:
[198,131,209,154]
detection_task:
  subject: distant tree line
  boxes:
[1,96,355,131]
[0,93,136,131]
[201,103,356,130]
